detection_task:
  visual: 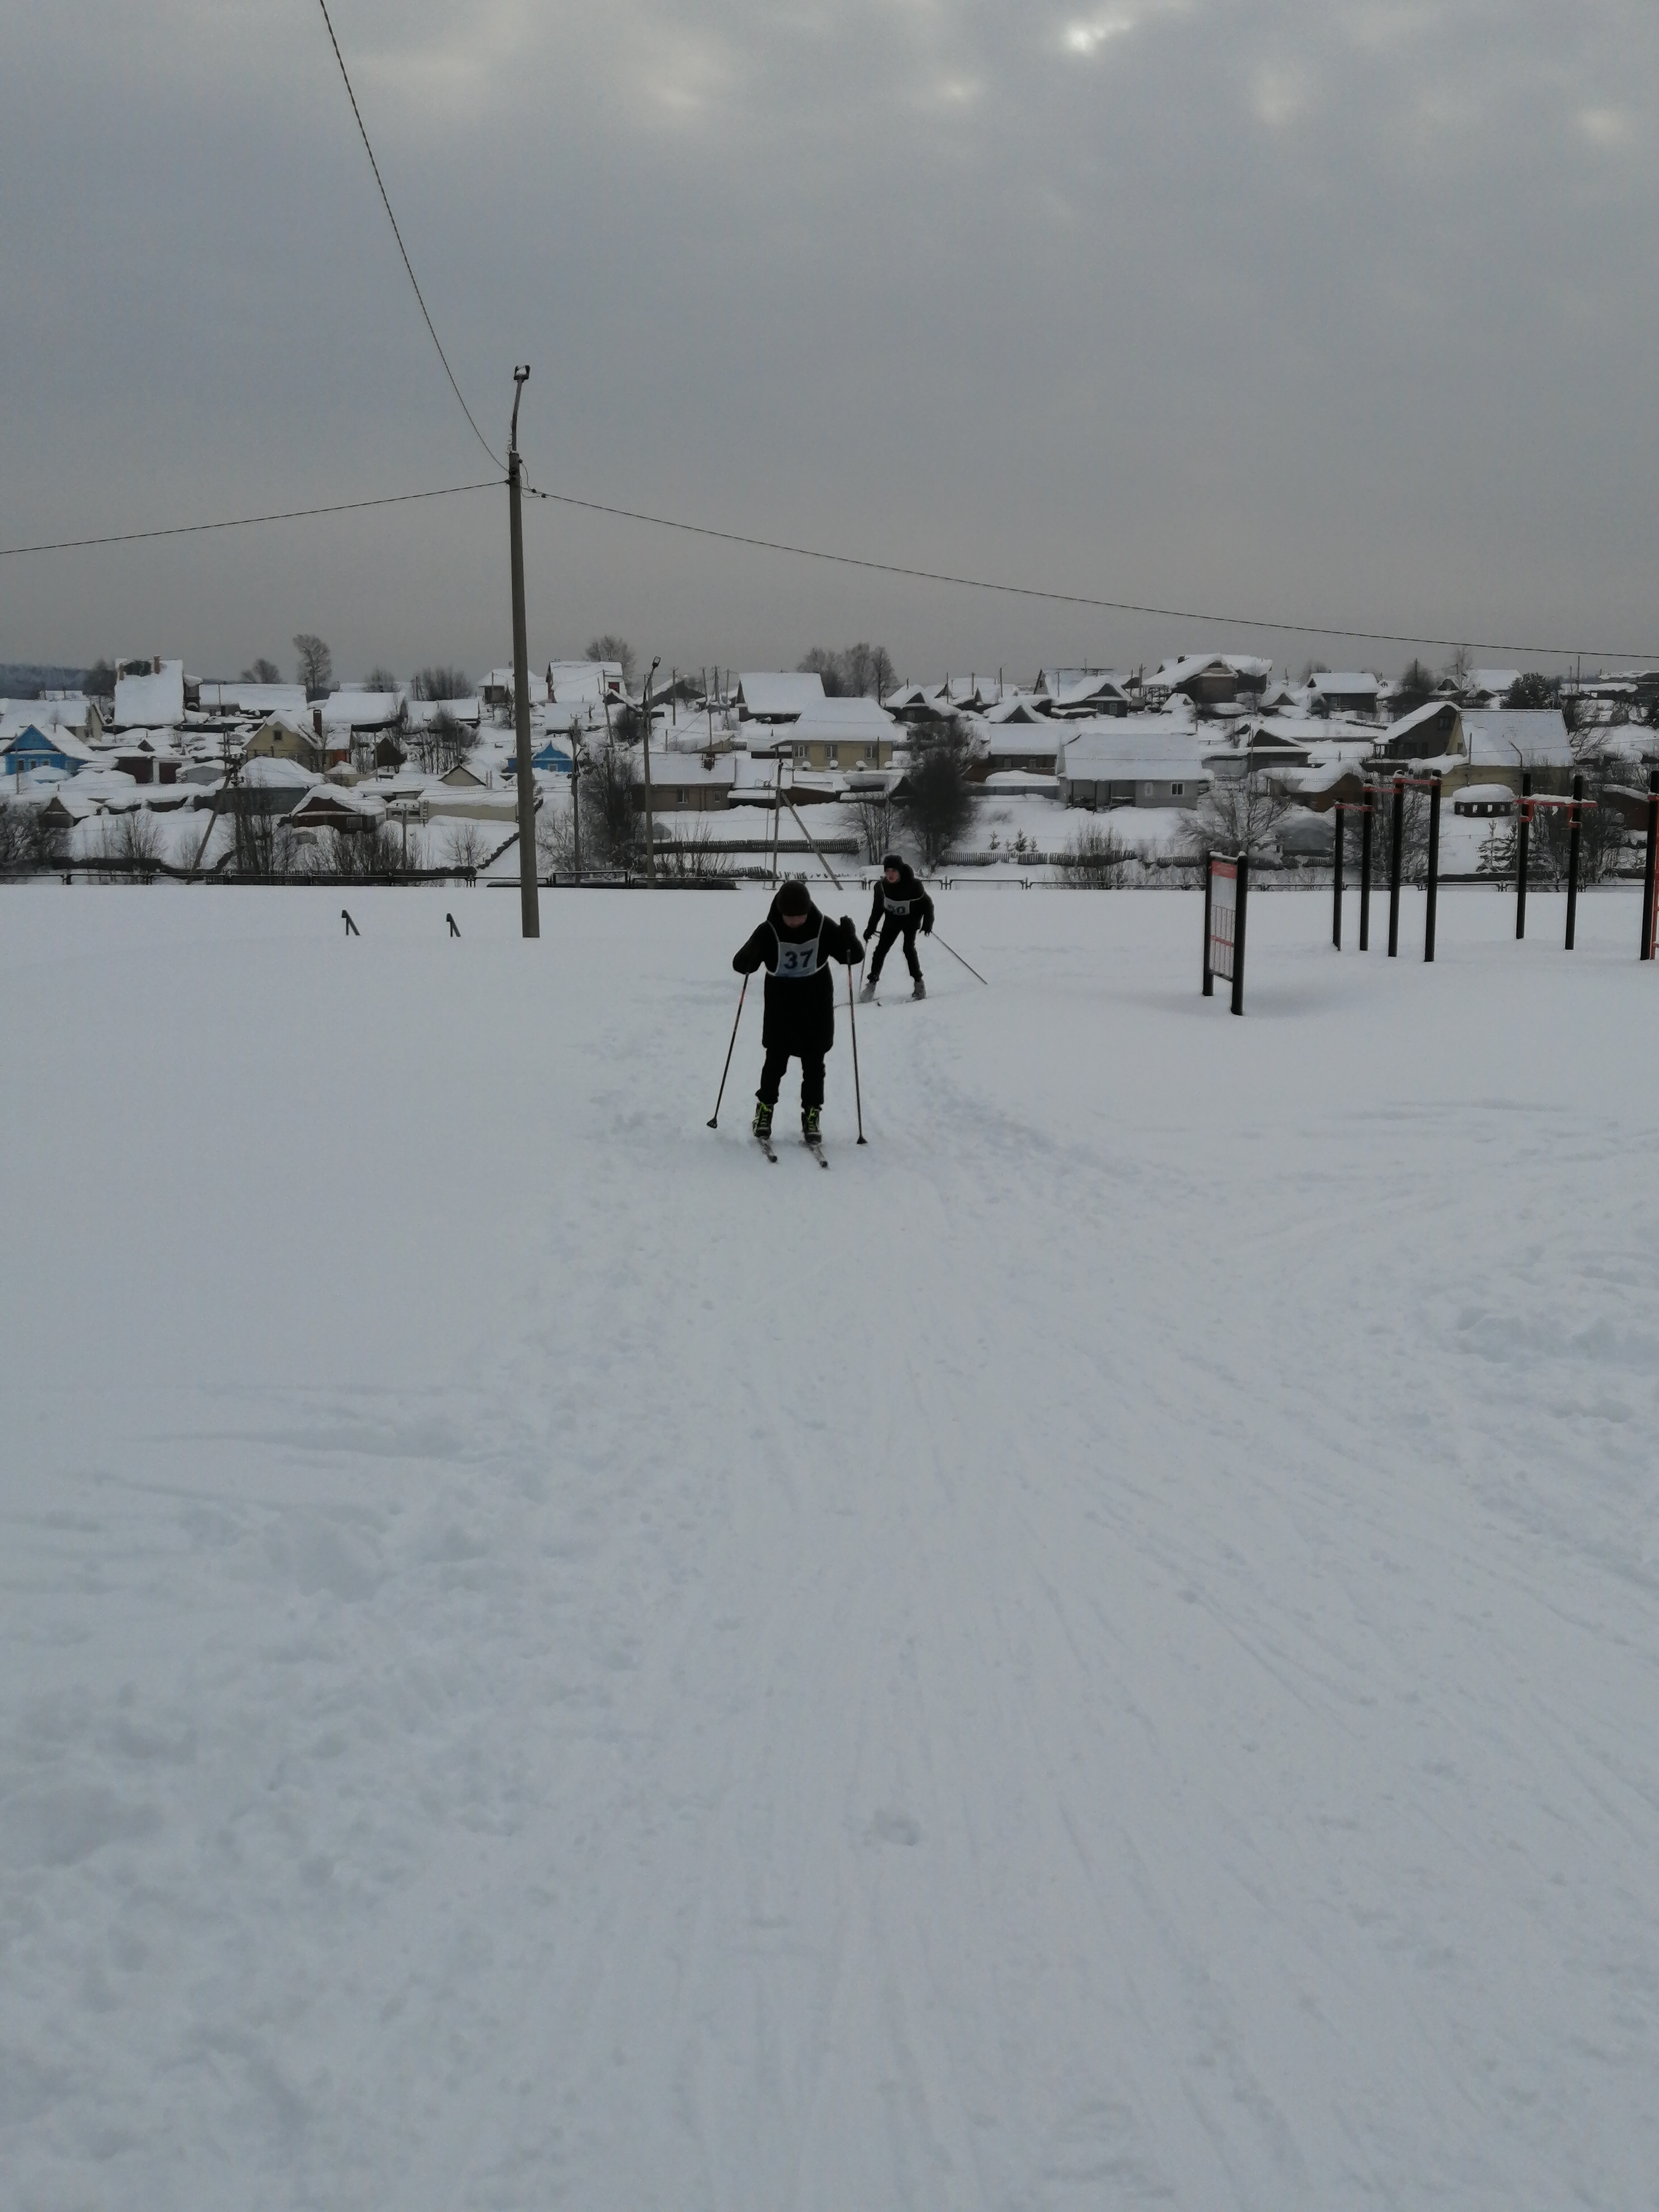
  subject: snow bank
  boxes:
[2,881,1657,2209]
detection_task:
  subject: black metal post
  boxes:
[1424,774,1441,963]
[1231,850,1249,1017]
[1564,772,1584,951]
[1388,776,1404,957]
[1516,770,1532,940]
[506,368,540,940]
[1643,769,1659,962]
[1332,806,1344,950]
[1359,785,1372,952]
[1202,851,1215,996]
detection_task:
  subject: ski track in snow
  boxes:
[2,883,1657,2209]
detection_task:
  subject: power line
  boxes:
[0,481,500,559]
[526,485,1656,664]
[314,0,503,472]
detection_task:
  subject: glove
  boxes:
[923,915,933,935]
[863,924,875,942]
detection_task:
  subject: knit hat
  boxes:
[777,878,811,916]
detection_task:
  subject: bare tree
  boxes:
[847,785,894,862]
[1054,819,1133,887]
[113,808,162,876]
[411,708,476,777]
[585,634,636,688]
[365,666,399,693]
[1393,658,1437,717]
[81,658,118,700]
[653,821,734,882]
[896,732,974,866]
[240,657,280,685]
[293,634,334,698]
[798,643,897,699]
[228,788,297,879]
[413,666,469,701]
[445,820,493,872]
[1182,774,1286,862]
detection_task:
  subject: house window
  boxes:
[1170,782,1184,795]
[676,787,689,803]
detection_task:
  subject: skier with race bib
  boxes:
[733,879,864,1152]
[862,852,934,1000]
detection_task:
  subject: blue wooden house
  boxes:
[530,738,573,774]
[2,724,94,780]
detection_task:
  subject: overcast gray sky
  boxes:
[3,0,1656,686]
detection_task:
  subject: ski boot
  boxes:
[912,973,926,1000]
[860,971,878,1001]
[753,1097,774,1140]
[802,1104,822,1143]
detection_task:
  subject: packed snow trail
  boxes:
[2,884,1657,2210]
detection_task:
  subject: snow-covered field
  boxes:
[3,879,1657,2211]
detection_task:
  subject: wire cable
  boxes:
[314,0,503,472]
[526,485,1655,663]
[0,481,500,559]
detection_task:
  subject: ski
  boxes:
[755,1132,778,1163]
[804,1138,830,1168]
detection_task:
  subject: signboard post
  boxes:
[1202,851,1248,1016]
[1642,769,1658,963]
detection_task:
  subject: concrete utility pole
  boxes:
[507,365,540,939]
[641,655,660,882]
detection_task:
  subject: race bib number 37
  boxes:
[774,937,819,978]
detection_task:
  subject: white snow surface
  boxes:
[3,882,1658,2210]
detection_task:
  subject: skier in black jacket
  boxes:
[732,879,864,1144]
[862,852,934,999]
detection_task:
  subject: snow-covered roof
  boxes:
[735,672,827,720]
[1462,710,1575,769]
[1311,672,1380,698]
[242,755,318,789]
[1152,653,1272,690]
[2,722,98,766]
[633,754,736,788]
[405,697,482,729]
[319,690,404,731]
[196,682,309,719]
[112,660,186,728]
[1467,669,1523,698]
[787,697,895,740]
[1454,783,1517,807]
[983,695,1049,725]
[1060,721,1209,780]
[1388,696,1461,738]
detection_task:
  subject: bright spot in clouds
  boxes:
[1063,13,1136,57]
[1578,106,1632,147]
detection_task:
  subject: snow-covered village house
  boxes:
[782,697,898,773]
[1,723,96,781]
[1146,654,1272,712]
[1056,723,1212,808]
[110,657,193,728]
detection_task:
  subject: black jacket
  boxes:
[865,862,934,938]
[733,892,863,1055]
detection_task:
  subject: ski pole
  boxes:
[707,974,748,1129]
[932,930,987,986]
[846,962,867,1144]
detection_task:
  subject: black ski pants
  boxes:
[869,913,923,982]
[759,1046,825,1109]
